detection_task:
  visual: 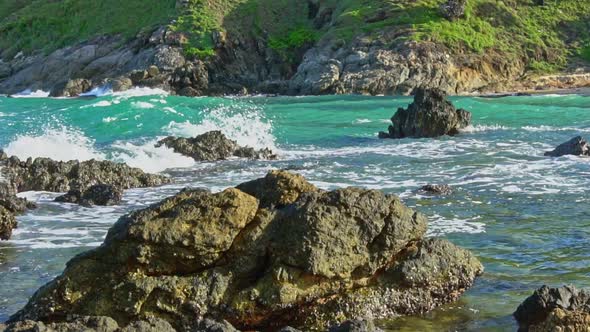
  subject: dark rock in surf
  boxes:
[55,184,123,207]
[10,170,482,330]
[0,316,175,332]
[156,130,277,162]
[379,88,471,139]
[0,206,17,240]
[544,136,590,157]
[0,155,170,193]
[420,184,454,195]
[328,319,383,332]
[514,285,590,331]
[49,78,92,97]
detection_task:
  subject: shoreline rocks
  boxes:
[420,184,454,195]
[378,88,471,139]
[514,285,590,331]
[8,170,483,330]
[55,184,123,207]
[156,131,277,162]
[544,136,590,157]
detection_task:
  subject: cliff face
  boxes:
[0,0,589,96]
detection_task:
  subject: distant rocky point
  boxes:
[156,130,277,161]
[8,170,483,330]
[379,88,471,139]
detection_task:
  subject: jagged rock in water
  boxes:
[156,131,277,162]
[379,88,471,139]
[440,0,467,21]
[0,206,17,240]
[9,171,483,330]
[0,316,175,332]
[49,78,92,97]
[55,184,123,207]
[0,155,170,193]
[514,285,590,332]
[544,136,590,157]
[420,184,454,195]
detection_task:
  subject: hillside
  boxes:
[0,0,589,95]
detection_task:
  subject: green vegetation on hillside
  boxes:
[0,0,176,58]
[0,0,589,72]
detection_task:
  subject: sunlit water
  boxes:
[1,90,590,331]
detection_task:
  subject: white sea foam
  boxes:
[4,126,104,161]
[11,89,50,98]
[112,87,168,98]
[462,124,510,133]
[102,116,118,123]
[131,101,155,109]
[353,118,372,124]
[80,85,112,97]
[426,214,486,236]
[110,139,195,173]
[80,100,112,108]
[164,105,277,151]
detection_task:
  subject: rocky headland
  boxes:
[7,170,483,330]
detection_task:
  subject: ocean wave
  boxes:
[131,101,155,109]
[112,87,168,98]
[10,89,50,98]
[164,104,277,151]
[3,125,105,161]
[80,85,112,97]
[461,124,510,133]
[110,139,195,173]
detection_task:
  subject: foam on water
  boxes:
[10,89,50,98]
[165,104,277,151]
[3,125,105,161]
[426,214,486,236]
[79,85,112,97]
[112,87,168,98]
[131,101,155,109]
[110,139,195,173]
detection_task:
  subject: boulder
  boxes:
[55,184,123,207]
[328,319,383,332]
[9,171,483,330]
[379,88,471,139]
[0,316,174,332]
[420,184,454,195]
[514,285,590,332]
[0,206,17,240]
[440,0,467,21]
[155,131,277,162]
[110,77,133,92]
[544,136,590,157]
[49,78,92,97]
[0,156,170,193]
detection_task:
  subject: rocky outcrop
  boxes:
[379,88,471,139]
[544,136,590,157]
[156,131,277,162]
[0,316,176,332]
[420,184,454,195]
[49,78,92,97]
[0,155,170,193]
[9,170,483,330]
[514,285,590,332]
[55,184,123,207]
[0,206,17,241]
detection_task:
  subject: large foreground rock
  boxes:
[0,155,170,193]
[544,136,590,157]
[0,316,175,332]
[9,171,483,330]
[379,88,471,139]
[514,285,590,331]
[156,131,277,162]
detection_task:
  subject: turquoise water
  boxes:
[1,90,590,331]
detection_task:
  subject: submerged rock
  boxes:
[514,285,590,332]
[544,136,590,157]
[0,156,170,193]
[55,184,123,207]
[420,184,454,195]
[9,171,482,330]
[379,88,471,139]
[156,130,277,162]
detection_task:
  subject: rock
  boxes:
[440,0,467,21]
[170,61,209,96]
[0,206,17,240]
[110,77,133,92]
[0,155,170,193]
[194,319,240,332]
[0,316,175,332]
[156,131,277,162]
[9,171,482,330]
[49,78,92,97]
[329,319,383,332]
[379,88,471,139]
[129,70,148,84]
[544,136,590,157]
[514,285,590,332]
[147,65,160,77]
[55,184,123,207]
[420,184,453,195]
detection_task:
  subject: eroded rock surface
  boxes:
[156,131,276,162]
[55,184,123,207]
[9,171,483,330]
[379,88,471,139]
[514,285,590,332]
[544,136,590,157]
